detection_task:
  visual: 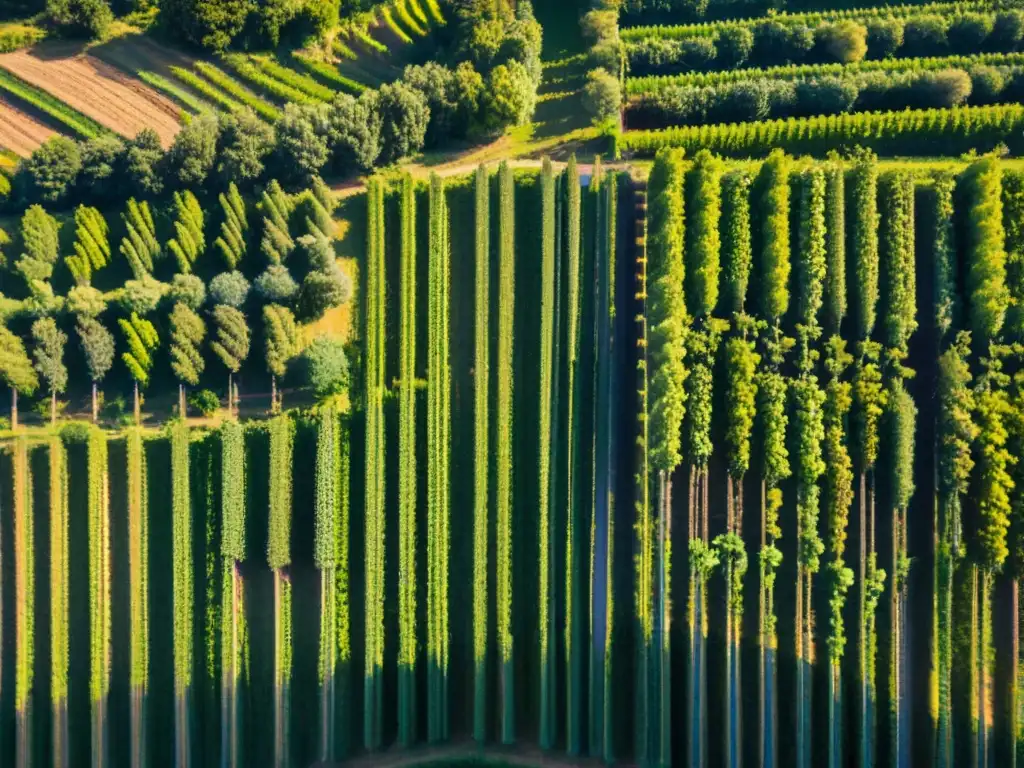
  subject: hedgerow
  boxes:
[220,419,247,768]
[170,421,192,762]
[721,169,752,315]
[221,55,322,105]
[50,436,70,765]
[170,66,245,113]
[137,70,210,114]
[267,413,294,765]
[13,437,34,744]
[615,104,1024,159]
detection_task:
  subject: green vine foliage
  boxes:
[933,173,959,341]
[757,149,791,325]
[853,343,887,473]
[851,151,880,342]
[824,158,846,336]
[267,414,295,570]
[685,149,722,319]
[889,380,917,514]
[50,437,70,709]
[724,332,760,481]
[975,375,1014,572]
[170,421,192,697]
[126,428,149,700]
[647,147,689,473]
[964,156,1010,348]
[722,169,752,316]
[796,166,826,335]
[13,437,34,714]
[938,332,977,511]
[221,421,246,563]
[824,337,855,664]
[880,171,917,357]
[793,373,826,574]
[686,324,725,469]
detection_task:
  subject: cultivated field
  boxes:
[0,94,55,156]
[0,43,183,145]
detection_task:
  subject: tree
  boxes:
[116,277,167,315]
[168,274,207,311]
[119,198,160,279]
[796,166,826,334]
[30,317,67,424]
[169,302,206,416]
[46,0,113,39]
[167,190,205,274]
[119,312,158,423]
[213,183,248,270]
[159,0,247,50]
[686,149,723,318]
[582,67,621,126]
[327,91,382,174]
[481,60,536,134]
[217,108,274,184]
[16,205,61,289]
[964,157,1009,348]
[300,335,349,398]
[77,134,125,202]
[298,267,351,321]
[76,315,114,422]
[21,137,81,204]
[210,271,250,308]
[274,103,331,182]
[0,324,39,428]
[209,304,250,412]
[816,21,868,63]
[67,285,107,317]
[263,303,297,410]
[851,151,880,342]
[722,170,752,315]
[124,129,164,197]
[377,81,430,165]
[256,264,299,302]
[166,113,219,187]
[65,205,110,286]
[403,61,483,145]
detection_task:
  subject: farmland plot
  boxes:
[0,95,54,156]
[0,45,183,146]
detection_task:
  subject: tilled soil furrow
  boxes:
[0,97,55,156]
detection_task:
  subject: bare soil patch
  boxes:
[0,42,183,146]
[0,95,55,156]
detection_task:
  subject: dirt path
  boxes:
[0,45,183,146]
[0,96,55,156]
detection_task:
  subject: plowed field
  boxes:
[0,96,55,156]
[0,43,183,146]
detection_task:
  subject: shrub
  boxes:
[794,77,859,117]
[298,267,351,321]
[583,68,621,125]
[679,37,717,71]
[948,13,994,53]
[482,60,537,135]
[187,388,220,416]
[969,65,1006,104]
[993,11,1024,51]
[210,271,250,307]
[903,16,949,57]
[817,21,868,64]
[866,18,904,59]
[911,69,973,109]
[717,26,753,69]
[302,335,349,398]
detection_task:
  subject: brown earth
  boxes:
[0,95,55,156]
[0,42,183,146]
